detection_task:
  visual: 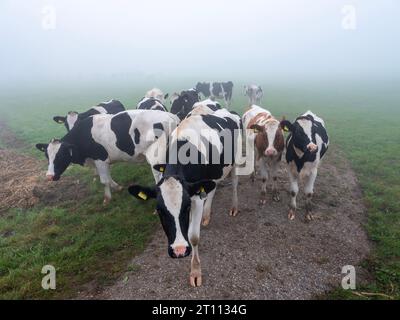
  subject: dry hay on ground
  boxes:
[0,149,41,212]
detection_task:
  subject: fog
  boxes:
[1,0,399,88]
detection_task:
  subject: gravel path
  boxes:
[82,147,370,300]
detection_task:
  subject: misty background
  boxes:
[0,0,399,90]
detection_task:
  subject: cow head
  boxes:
[250,118,284,157]
[280,117,318,154]
[35,139,76,181]
[195,82,210,98]
[53,111,79,131]
[128,167,215,259]
[170,90,200,120]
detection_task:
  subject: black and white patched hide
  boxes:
[53,99,125,131]
[281,111,329,172]
[170,89,200,120]
[195,81,234,102]
[137,97,168,112]
[128,110,240,259]
[167,110,242,182]
[38,110,178,182]
[157,176,192,258]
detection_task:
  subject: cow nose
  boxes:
[170,245,191,259]
[173,246,188,258]
[46,175,54,181]
[265,148,276,157]
[307,143,318,153]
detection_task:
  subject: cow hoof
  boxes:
[103,197,111,206]
[229,207,238,217]
[111,184,123,192]
[202,216,211,226]
[305,213,314,221]
[190,274,202,287]
[259,199,267,205]
[288,210,295,220]
[272,194,280,202]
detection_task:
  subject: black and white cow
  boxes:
[195,81,234,107]
[244,84,263,105]
[170,89,200,120]
[128,109,242,287]
[37,110,179,204]
[137,97,168,112]
[280,111,329,221]
[144,88,169,103]
[53,99,125,131]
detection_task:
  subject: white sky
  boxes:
[0,0,399,85]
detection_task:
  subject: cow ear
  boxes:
[35,143,48,152]
[188,180,216,198]
[249,124,264,133]
[128,185,157,201]
[153,164,166,173]
[280,120,293,132]
[53,116,66,124]
[164,93,169,100]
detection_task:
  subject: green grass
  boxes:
[0,77,399,299]
[0,83,162,298]
[0,162,158,299]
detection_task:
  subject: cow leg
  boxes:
[93,167,98,182]
[110,179,123,192]
[270,160,280,202]
[202,188,216,226]
[225,97,229,108]
[95,160,112,205]
[229,168,239,216]
[259,159,268,205]
[288,169,299,220]
[189,197,204,287]
[304,168,318,221]
[250,147,258,183]
[85,159,98,182]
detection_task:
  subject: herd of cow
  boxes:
[35,82,329,287]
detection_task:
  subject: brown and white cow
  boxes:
[242,105,284,204]
[145,88,169,103]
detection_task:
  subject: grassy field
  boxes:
[0,78,399,299]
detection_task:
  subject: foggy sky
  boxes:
[1,0,399,86]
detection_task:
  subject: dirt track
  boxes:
[80,147,371,300]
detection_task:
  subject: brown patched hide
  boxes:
[248,113,284,157]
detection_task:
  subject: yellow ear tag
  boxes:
[200,187,205,193]
[159,167,164,172]
[284,126,289,132]
[138,191,148,200]
[253,128,259,133]
[58,119,64,124]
